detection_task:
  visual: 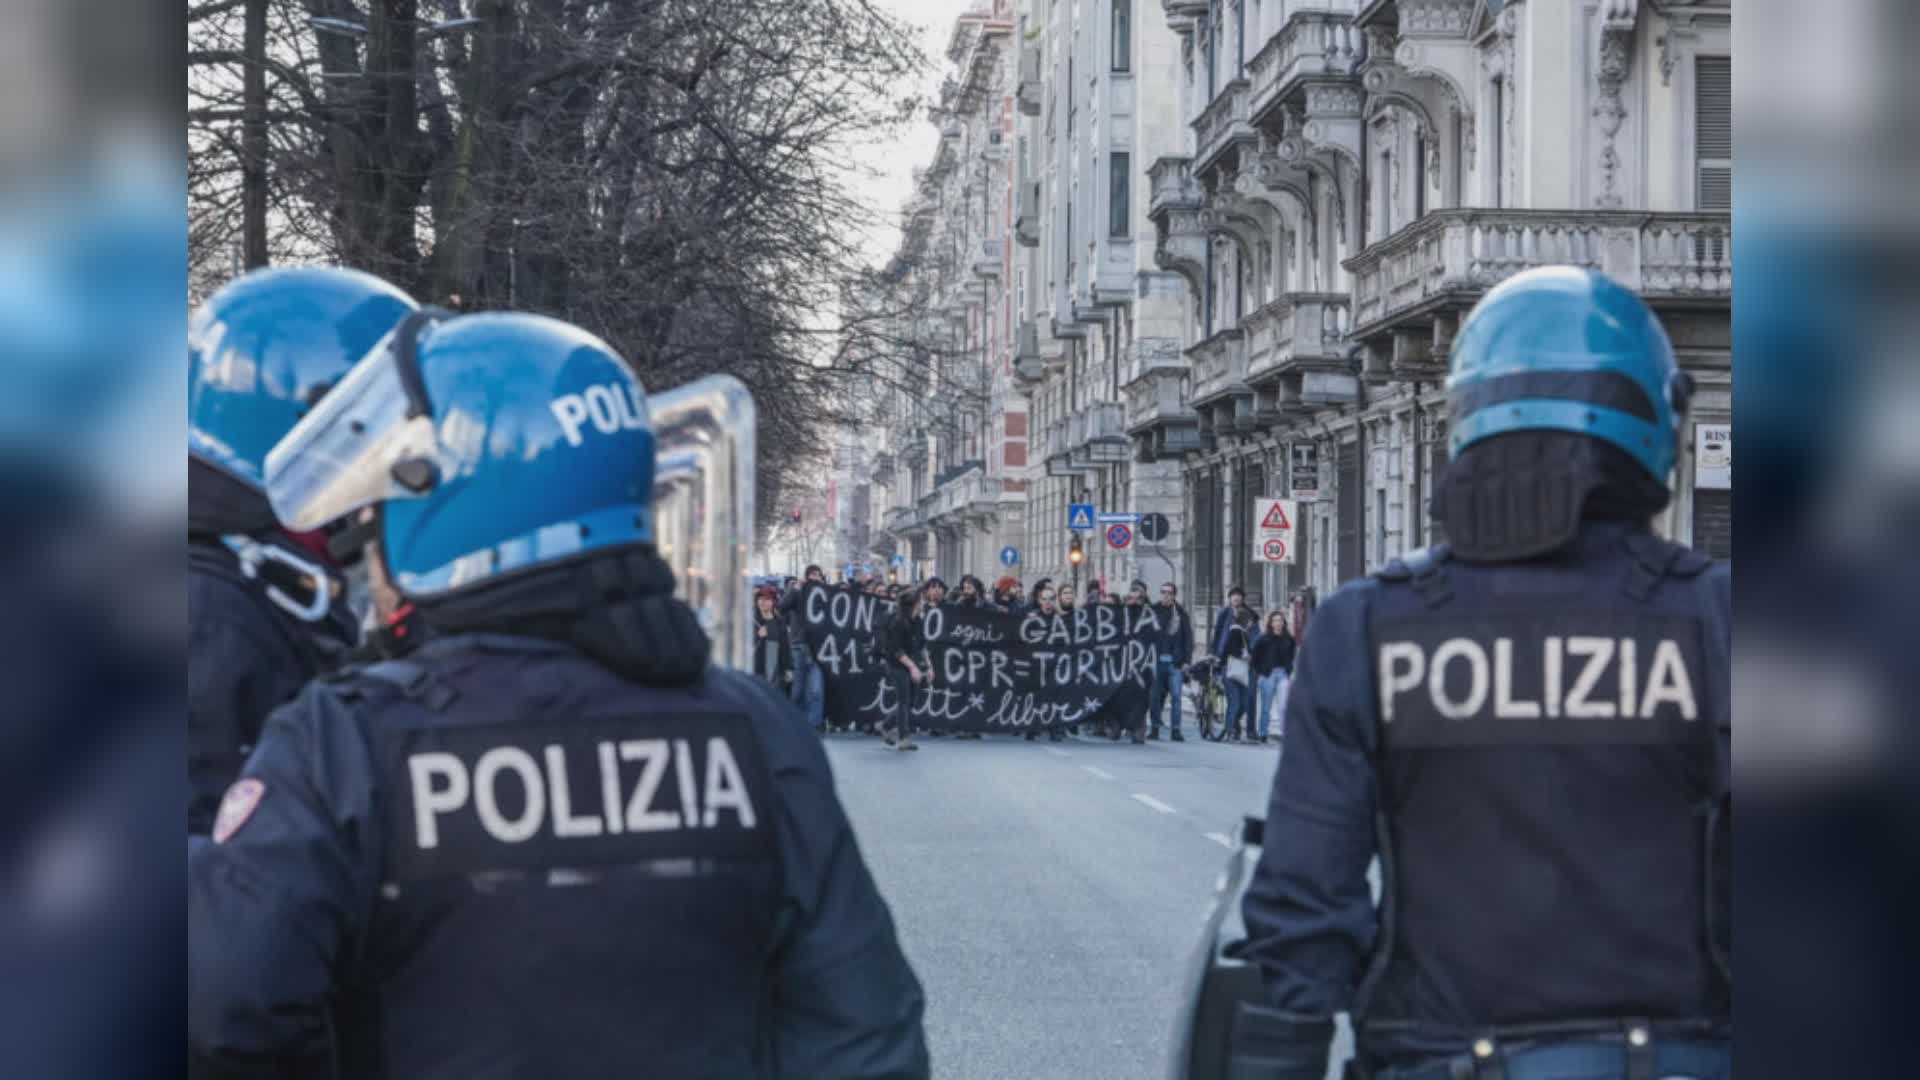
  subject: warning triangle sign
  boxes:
[1260,501,1292,530]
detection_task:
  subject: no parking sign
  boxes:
[1105,522,1132,549]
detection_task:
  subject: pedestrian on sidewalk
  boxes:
[1217,607,1257,742]
[881,587,928,751]
[1250,610,1296,744]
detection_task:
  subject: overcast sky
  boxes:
[845,0,972,268]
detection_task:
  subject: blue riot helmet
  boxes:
[189,267,418,492]
[1447,266,1691,484]
[264,311,659,598]
[1437,266,1692,561]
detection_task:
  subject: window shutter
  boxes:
[1695,56,1732,210]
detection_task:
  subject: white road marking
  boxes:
[1203,832,1234,849]
[1131,793,1177,815]
[1082,765,1115,781]
[1045,747,1071,757]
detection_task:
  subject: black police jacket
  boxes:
[187,622,929,1080]
[1240,522,1731,1070]
[188,536,355,835]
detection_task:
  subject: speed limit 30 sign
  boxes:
[1254,496,1296,564]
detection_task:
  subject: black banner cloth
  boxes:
[794,584,1158,733]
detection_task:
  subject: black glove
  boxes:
[1226,1004,1333,1080]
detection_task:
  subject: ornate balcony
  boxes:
[871,450,896,485]
[1016,45,1042,116]
[1244,293,1358,418]
[1070,402,1131,465]
[1186,328,1250,408]
[1162,0,1210,32]
[1346,209,1733,381]
[1248,11,1362,126]
[1012,319,1045,386]
[1148,157,1204,222]
[1125,366,1201,462]
[1192,79,1256,178]
[1015,179,1040,247]
[883,505,916,536]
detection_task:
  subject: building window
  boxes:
[1236,0,1246,74]
[1374,488,1387,566]
[1492,77,1507,207]
[1111,0,1130,73]
[1414,131,1428,218]
[1109,151,1130,237]
[1695,56,1732,210]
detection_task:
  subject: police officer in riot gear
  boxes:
[187,266,418,834]
[187,311,929,1078]
[1230,267,1730,1080]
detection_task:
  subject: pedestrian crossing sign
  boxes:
[1068,503,1095,530]
[1260,501,1292,529]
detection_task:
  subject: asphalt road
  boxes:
[826,728,1297,1080]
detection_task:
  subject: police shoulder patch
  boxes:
[211,778,267,844]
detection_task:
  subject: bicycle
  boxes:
[1185,657,1229,742]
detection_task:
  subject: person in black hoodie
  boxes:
[186,266,417,835]
[879,587,929,751]
[779,564,827,732]
[1249,610,1296,743]
[1148,583,1195,741]
[752,586,793,691]
[189,311,929,1080]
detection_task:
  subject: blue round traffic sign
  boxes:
[999,545,1019,567]
[1105,523,1132,549]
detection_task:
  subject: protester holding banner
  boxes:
[879,588,928,751]
[1149,584,1193,741]
[781,565,828,732]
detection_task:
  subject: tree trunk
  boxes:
[241,0,269,269]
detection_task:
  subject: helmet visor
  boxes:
[263,324,438,532]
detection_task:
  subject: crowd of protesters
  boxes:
[751,565,1297,752]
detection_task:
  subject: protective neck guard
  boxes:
[409,545,711,686]
[1434,432,1669,563]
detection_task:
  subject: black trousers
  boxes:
[886,666,914,735]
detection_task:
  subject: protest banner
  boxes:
[794,585,1158,734]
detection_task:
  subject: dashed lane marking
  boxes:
[1204,832,1234,849]
[1082,765,1115,781]
[1131,793,1177,815]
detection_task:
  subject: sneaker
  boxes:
[1024,730,1038,742]
[898,738,919,751]
[1148,726,1161,741]
[1130,732,1145,745]
[1048,730,1065,742]
[1171,730,1186,742]
[883,730,899,747]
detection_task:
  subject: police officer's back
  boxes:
[1236,268,1730,1080]
[187,312,929,1079]
[187,267,417,834]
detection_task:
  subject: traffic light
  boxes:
[1068,534,1084,566]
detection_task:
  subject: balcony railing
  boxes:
[883,506,915,534]
[1126,368,1187,431]
[1149,157,1203,220]
[1187,328,1249,405]
[1161,0,1210,29]
[1248,11,1361,122]
[1346,209,1734,334]
[1192,79,1253,173]
[1086,401,1127,442]
[1244,293,1352,378]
